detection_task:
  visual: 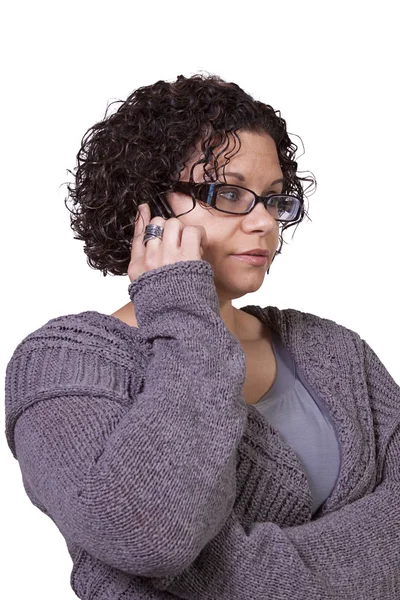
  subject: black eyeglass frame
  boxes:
[167,181,302,222]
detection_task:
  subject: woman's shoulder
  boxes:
[257,304,362,343]
[7,310,149,367]
[4,310,149,460]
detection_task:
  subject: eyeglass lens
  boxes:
[214,185,299,221]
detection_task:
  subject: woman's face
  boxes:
[166,129,284,303]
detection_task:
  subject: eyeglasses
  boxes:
[170,181,301,222]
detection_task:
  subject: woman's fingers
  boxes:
[128,202,207,284]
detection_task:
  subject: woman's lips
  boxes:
[231,254,268,266]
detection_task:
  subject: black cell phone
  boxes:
[148,195,176,220]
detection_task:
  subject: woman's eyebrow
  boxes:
[223,171,284,188]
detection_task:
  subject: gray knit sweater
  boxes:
[4,259,400,599]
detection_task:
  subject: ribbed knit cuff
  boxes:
[127,260,221,332]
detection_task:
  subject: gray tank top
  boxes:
[253,329,341,515]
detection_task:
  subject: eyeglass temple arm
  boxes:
[172,181,203,194]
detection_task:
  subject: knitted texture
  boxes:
[4,259,400,599]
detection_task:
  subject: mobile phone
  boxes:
[149,195,176,220]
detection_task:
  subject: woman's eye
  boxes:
[218,187,240,201]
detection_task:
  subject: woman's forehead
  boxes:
[182,130,281,181]
[184,130,281,177]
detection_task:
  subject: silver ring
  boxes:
[143,224,164,246]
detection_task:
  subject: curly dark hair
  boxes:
[64,73,316,277]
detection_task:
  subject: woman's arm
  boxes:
[6,260,248,579]
[148,338,400,600]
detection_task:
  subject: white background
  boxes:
[1,0,399,598]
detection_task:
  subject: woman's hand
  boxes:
[128,202,208,284]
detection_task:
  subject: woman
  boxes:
[5,74,400,599]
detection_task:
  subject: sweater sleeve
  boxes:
[5,260,248,579]
[148,338,400,600]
